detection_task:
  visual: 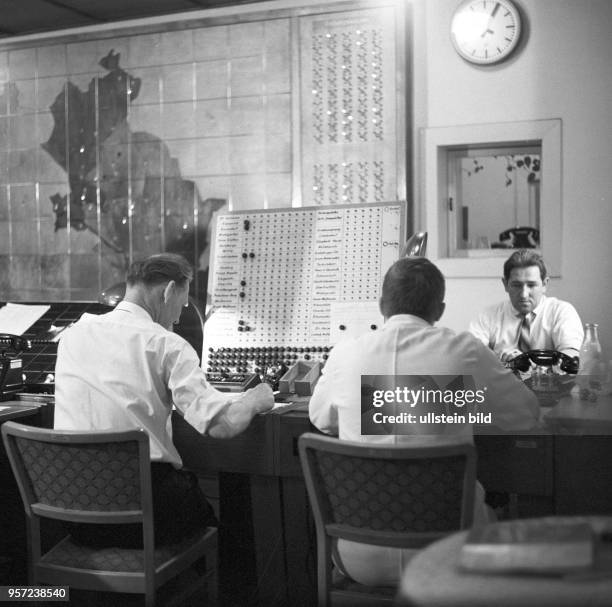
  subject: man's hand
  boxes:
[242,382,274,413]
[207,382,274,438]
[500,348,523,363]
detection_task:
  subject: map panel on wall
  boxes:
[0,1,405,304]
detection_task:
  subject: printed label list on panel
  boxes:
[205,202,403,352]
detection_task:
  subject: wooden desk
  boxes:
[397,516,612,607]
[173,407,316,607]
[0,400,44,584]
[544,392,612,434]
[173,401,612,606]
[0,401,41,422]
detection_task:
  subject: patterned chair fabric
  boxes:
[15,438,141,511]
[1,421,218,607]
[41,532,206,573]
[299,433,476,607]
[315,451,465,532]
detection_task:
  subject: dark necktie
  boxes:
[517,313,532,352]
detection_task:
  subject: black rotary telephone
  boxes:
[506,349,579,375]
[0,333,32,354]
[498,226,540,248]
[0,334,32,399]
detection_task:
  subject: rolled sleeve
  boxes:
[309,349,342,435]
[165,340,230,434]
[552,302,584,353]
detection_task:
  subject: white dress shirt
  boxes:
[54,301,234,467]
[309,314,539,586]
[310,314,539,439]
[468,296,584,358]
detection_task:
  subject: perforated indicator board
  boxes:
[204,202,405,365]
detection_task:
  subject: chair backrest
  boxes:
[1,422,153,529]
[299,433,476,550]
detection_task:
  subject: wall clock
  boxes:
[450,0,522,65]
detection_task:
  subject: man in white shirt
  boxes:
[309,257,539,586]
[469,250,583,363]
[55,253,274,546]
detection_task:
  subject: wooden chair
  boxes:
[1,421,217,607]
[298,433,476,607]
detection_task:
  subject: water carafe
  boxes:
[577,323,603,401]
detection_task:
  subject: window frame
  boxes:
[422,119,562,278]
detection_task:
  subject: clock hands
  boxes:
[479,2,500,38]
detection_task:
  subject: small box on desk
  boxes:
[279,361,320,396]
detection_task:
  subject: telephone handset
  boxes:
[506,349,579,375]
[0,334,32,356]
[498,226,540,248]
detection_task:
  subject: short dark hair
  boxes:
[503,249,547,281]
[380,257,445,321]
[126,253,193,288]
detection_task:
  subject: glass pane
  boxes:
[451,147,541,254]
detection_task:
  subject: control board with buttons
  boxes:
[204,202,405,381]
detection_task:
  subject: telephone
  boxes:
[506,349,579,375]
[0,334,32,400]
[497,226,540,249]
[0,333,32,355]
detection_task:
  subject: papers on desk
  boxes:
[459,519,594,575]
[0,303,50,335]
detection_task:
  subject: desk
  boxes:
[0,401,41,422]
[173,401,612,606]
[0,400,44,584]
[397,516,612,607]
[172,407,316,607]
[545,392,612,434]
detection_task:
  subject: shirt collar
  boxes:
[114,300,154,322]
[512,295,546,319]
[384,314,432,328]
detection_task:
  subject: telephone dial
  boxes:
[506,349,579,375]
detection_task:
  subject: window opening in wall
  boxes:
[446,143,541,258]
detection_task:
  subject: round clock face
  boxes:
[451,0,522,65]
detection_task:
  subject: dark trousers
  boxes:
[68,463,217,548]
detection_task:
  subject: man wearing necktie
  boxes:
[469,250,583,363]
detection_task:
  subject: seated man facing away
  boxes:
[54,253,274,547]
[309,257,539,587]
[469,249,583,363]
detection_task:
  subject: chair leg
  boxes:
[145,589,155,607]
[207,552,218,606]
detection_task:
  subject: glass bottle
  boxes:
[577,323,603,401]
